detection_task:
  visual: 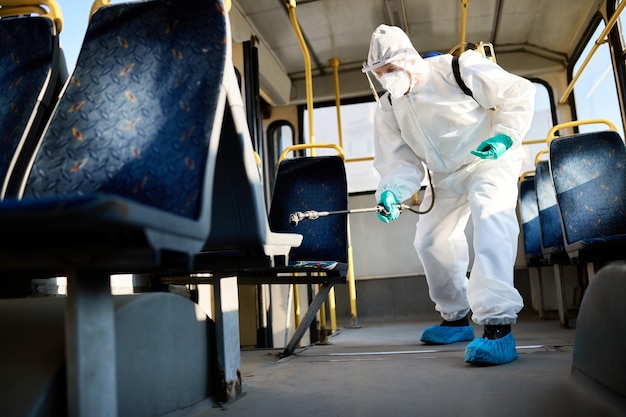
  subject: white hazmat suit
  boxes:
[364,25,535,328]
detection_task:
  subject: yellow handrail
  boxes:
[523,118,617,151]
[0,0,63,32]
[546,118,617,141]
[534,149,549,167]
[558,1,626,104]
[0,5,46,17]
[287,0,315,154]
[278,143,344,163]
[529,118,618,167]
[518,170,535,184]
[521,138,551,146]
[89,0,109,18]
[346,156,374,163]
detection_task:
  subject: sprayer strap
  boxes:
[452,55,473,98]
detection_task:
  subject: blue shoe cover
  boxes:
[465,332,518,365]
[420,324,474,345]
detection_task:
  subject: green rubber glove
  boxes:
[471,134,513,160]
[377,190,400,223]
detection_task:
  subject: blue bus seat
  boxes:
[0,10,68,199]
[193,83,303,271]
[0,0,229,414]
[233,153,349,357]
[268,155,348,268]
[549,130,626,269]
[535,158,577,327]
[0,0,228,268]
[535,160,569,263]
[181,113,347,358]
[518,173,546,318]
[519,174,544,264]
[0,9,69,298]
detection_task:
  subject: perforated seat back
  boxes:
[0,16,65,196]
[549,131,626,245]
[535,160,564,252]
[519,176,543,259]
[23,0,227,220]
[269,156,348,263]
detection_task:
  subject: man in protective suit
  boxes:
[362,24,535,365]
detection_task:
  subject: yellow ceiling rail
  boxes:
[558,1,626,105]
[287,0,315,154]
[0,0,63,32]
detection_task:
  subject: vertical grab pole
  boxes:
[292,283,301,347]
[317,284,332,345]
[347,223,359,328]
[286,0,310,344]
[330,57,357,329]
[459,0,469,53]
[330,58,343,149]
[287,0,315,343]
[287,0,315,155]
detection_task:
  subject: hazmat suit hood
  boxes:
[362,24,430,92]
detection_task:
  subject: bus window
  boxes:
[303,101,379,193]
[266,120,295,194]
[573,19,624,137]
[521,81,556,174]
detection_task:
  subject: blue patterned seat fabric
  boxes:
[22,0,227,220]
[269,156,348,266]
[518,175,543,263]
[549,131,626,257]
[535,160,566,258]
[0,16,61,194]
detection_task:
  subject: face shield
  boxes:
[363,62,384,106]
[362,50,416,106]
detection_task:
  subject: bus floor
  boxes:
[172,310,625,417]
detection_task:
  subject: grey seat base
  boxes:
[572,261,626,404]
[0,292,217,417]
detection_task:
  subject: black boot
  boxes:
[482,324,511,340]
[440,315,470,327]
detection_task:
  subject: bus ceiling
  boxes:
[229,0,605,106]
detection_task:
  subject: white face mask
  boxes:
[380,70,411,98]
